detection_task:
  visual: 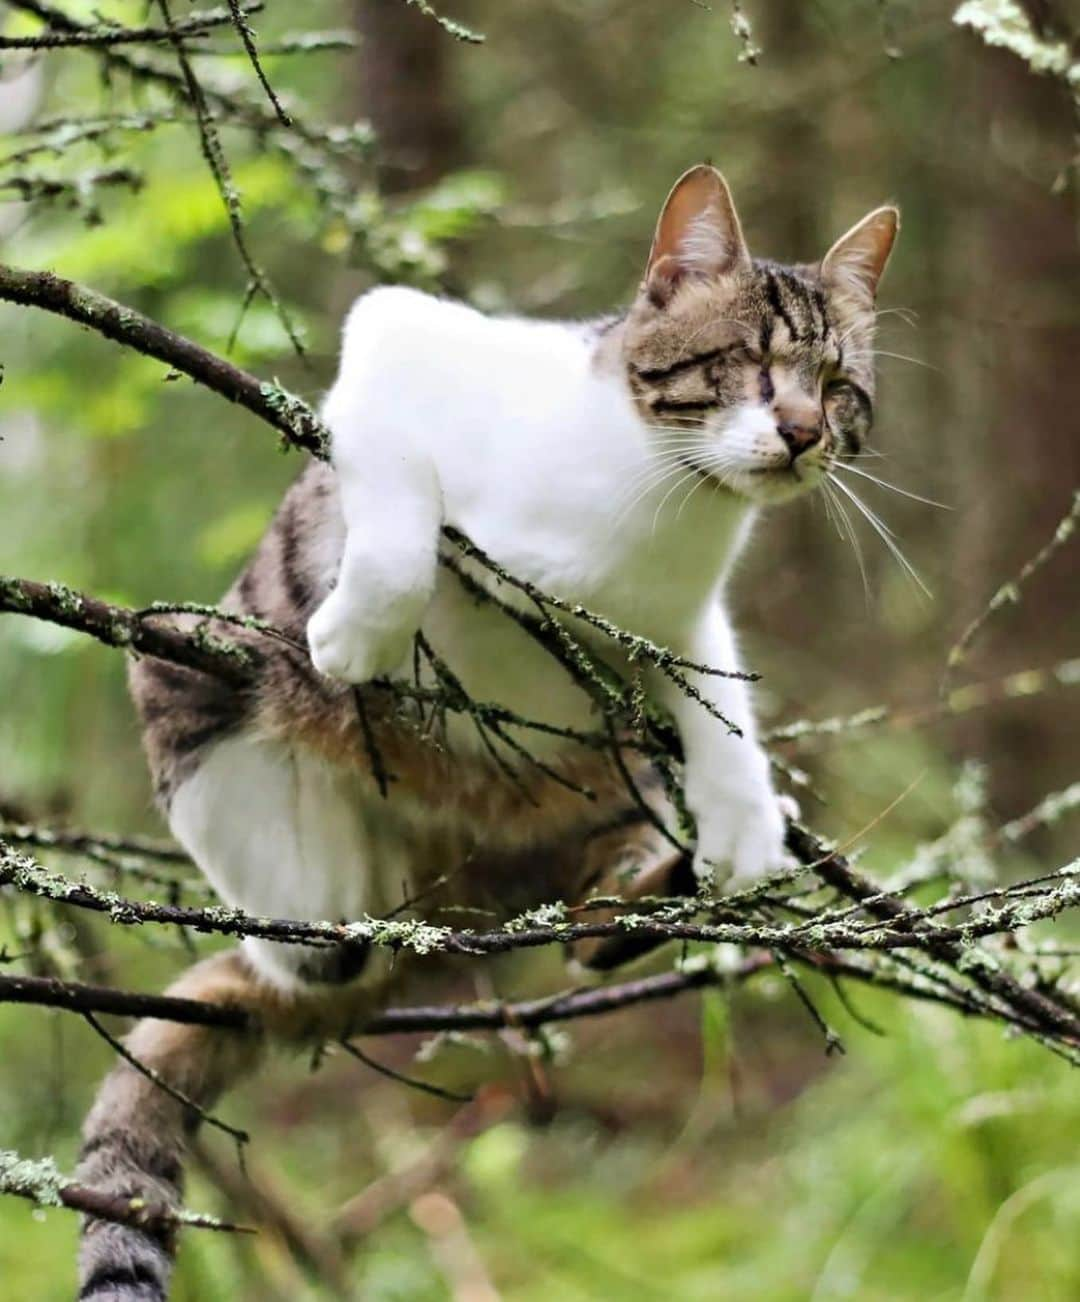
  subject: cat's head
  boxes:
[622,165,898,505]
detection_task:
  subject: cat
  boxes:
[75,165,897,1300]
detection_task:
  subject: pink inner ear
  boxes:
[822,208,899,299]
[644,168,750,294]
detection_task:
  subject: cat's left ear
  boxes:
[644,164,750,306]
[821,206,900,303]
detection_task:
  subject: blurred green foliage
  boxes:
[1,0,1078,1297]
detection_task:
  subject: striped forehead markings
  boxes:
[648,396,718,415]
[759,266,836,353]
[764,268,801,343]
[633,345,732,386]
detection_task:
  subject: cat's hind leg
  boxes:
[76,943,389,1301]
[77,733,403,1298]
[167,731,400,989]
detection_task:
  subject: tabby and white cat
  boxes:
[76,166,896,1300]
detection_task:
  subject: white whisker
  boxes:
[823,479,871,603]
[828,474,932,599]
[652,463,706,533]
[844,347,939,374]
[676,459,725,519]
[832,461,951,509]
[836,320,868,350]
[615,454,702,507]
[613,455,704,529]
[873,349,939,372]
[875,306,918,328]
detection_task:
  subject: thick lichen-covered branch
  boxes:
[5,828,1080,1054]
[9,834,1079,961]
[0,575,256,684]
[0,1149,248,1236]
[0,263,328,457]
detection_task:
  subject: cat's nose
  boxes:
[777,420,822,459]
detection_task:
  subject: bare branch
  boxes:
[0,971,250,1029]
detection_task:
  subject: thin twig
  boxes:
[339,1040,474,1103]
[0,3,263,49]
[223,0,292,125]
[153,0,306,356]
[82,1011,249,1149]
[944,489,1080,694]
[402,0,485,44]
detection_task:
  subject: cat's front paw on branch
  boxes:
[306,591,417,683]
[692,792,793,892]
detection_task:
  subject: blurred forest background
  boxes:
[1,1,1078,1298]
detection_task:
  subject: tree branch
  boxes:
[787,823,1080,1045]
[0,3,263,49]
[0,1149,250,1236]
[0,576,256,684]
[0,971,250,1028]
[0,262,328,457]
[5,832,1079,966]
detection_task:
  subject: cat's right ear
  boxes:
[643,165,750,307]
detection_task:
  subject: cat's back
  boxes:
[329,287,592,426]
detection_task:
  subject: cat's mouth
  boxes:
[679,454,816,502]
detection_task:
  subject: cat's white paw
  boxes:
[692,792,792,893]
[306,591,412,683]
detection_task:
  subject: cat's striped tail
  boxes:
[75,950,268,1301]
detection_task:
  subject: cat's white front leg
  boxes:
[308,414,443,683]
[653,614,791,891]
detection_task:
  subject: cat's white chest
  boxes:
[417,564,610,758]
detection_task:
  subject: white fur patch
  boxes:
[169,736,400,988]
